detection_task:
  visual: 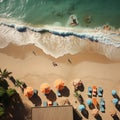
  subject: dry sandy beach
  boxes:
[0,43,120,120]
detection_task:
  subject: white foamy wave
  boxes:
[0,22,120,60]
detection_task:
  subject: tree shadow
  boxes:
[46,90,57,101]
[94,114,102,120]
[29,94,42,106]
[0,93,31,120]
[60,86,70,97]
[81,109,89,119]
[77,94,84,104]
[9,76,16,85]
[73,109,83,120]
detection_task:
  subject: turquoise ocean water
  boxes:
[0,0,120,28]
[0,0,120,60]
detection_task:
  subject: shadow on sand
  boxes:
[46,90,57,101]
[94,114,102,120]
[29,94,42,106]
[0,93,31,120]
[73,108,82,120]
[112,114,120,120]
[60,86,70,97]
[81,109,89,119]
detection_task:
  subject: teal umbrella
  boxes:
[78,104,85,111]
[86,99,92,106]
[112,98,118,105]
[112,90,117,96]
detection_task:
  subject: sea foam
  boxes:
[0,21,120,61]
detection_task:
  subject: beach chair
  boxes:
[100,98,105,112]
[88,87,92,97]
[33,89,38,96]
[48,101,52,106]
[97,87,103,97]
[43,101,48,107]
[92,86,97,97]
[100,98,105,106]
[112,98,119,105]
[57,90,61,97]
[53,101,58,106]
[100,105,105,112]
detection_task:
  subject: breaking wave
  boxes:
[0,21,120,61]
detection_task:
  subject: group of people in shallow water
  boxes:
[69,14,112,31]
[69,14,92,27]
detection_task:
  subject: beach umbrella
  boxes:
[54,79,64,90]
[40,83,51,94]
[112,90,117,96]
[112,98,118,105]
[24,87,34,98]
[92,97,98,106]
[92,86,97,92]
[86,99,92,106]
[92,109,99,116]
[78,104,85,111]
[73,79,82,89]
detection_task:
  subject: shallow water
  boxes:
[0,0,120,60]
[0,0,120,28]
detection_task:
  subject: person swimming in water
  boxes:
[70,15,78,26]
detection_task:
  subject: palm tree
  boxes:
[0,87,6,98]
[0,68,12,80]
[0,105,5,117]
[7,88,17,97]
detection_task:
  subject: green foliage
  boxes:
[0,80,9,89]
[74,91,80,97]
[7,88,17,97]
[0,87,6,97]
[0,106,5,117]
[0,68,12,79]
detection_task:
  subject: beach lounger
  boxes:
[97,87,103,97]
[33,89,38,96]
[53,101,58,106]
[92,86,97,97]
[100,98,105,106]
[112,98,118,105]
[57,90,61,97]
[100,98,105,112]
[88,87,92,97]
[43,101,48,107]
[100,105,105,112]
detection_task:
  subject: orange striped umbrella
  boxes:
[40,83,51,94]
[24,87,34,98]
[54,79,65,90]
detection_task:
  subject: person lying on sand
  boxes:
[52,62,58,67]
[68,59,72,64]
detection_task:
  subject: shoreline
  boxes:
[0,22,120,60]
